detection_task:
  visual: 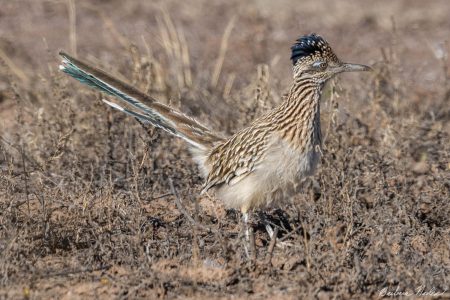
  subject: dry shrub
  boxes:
[0,1,449,299]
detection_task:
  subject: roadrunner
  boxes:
[59,33,370,239]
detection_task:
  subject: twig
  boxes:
[211,16,236,88]
[0,137,44,173]
[0,48,29,84]
[278,224,302,242]
[177,27,192,87]
[158,9,185,89]
[67,0,77,56]
[20,144,31,216]
[249,226,256,264]
[223,73,235,99]
[168,179,214,233]
[301,220,311,272]
[80,3,129,50]
[42,264,111,279]
[151,192,173,200]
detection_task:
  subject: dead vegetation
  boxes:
[0,0,449,298]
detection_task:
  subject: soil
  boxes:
[0,0,449,299]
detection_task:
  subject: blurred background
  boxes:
[1,0,449,130]
[0,0,449,299]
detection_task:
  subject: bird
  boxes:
[59,33,370,243]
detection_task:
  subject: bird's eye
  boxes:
[312,61,327,69]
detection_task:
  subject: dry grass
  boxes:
[0,0,449,298]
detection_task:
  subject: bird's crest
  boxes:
[291,33,337,65]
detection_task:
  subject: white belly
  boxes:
[218,136,321,211]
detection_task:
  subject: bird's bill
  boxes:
[339,63,372,73]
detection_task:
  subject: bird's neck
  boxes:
[274,76,323,148]
[287,76,323,105]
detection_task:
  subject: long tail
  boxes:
[59,51,223,150]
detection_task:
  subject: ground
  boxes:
[0,0,449,299]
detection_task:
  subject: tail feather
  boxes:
[59,51,224,149]
[102,99,157,124]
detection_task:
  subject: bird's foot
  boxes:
[265,223,293,249]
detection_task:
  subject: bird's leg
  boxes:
[242,212,249,240]
[241,210,255,260]
[242,211,250,258]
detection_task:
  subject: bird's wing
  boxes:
[201,124,271,192]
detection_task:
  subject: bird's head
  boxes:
[291,33,371,83]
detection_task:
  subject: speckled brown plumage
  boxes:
[59,33,370,215]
